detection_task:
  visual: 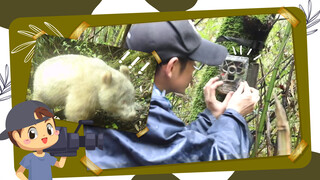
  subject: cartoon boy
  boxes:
[0,100,67,180]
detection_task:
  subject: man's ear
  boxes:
[165,57,179,78]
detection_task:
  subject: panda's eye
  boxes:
[28,127,38,139]
[46,123,54,136]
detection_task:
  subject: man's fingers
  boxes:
[250,87,260,104]
[204,78,217,100]
[204,78,215,89]
[204,78,215,96]
[211,76,220,83]
[243,81,251,95]
[206,80,223,99]
[250,87,259,94]
[250,87,259,97]
[223,91,234,105]
[209,81,223,91]
[203,77,220,90]
[234,82,244,95]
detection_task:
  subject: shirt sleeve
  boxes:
[20,153,32,169]
[186,108,216,135]
[206,109,253,159]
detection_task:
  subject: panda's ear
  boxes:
[120,65,130,79]
[103,71,112,85]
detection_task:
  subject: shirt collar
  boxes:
[153,84,167,97]
[152,84,172,109]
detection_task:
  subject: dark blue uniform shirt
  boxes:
[84,85,252,169]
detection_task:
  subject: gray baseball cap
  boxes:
[126,20,228,66]
[0,100,53,140]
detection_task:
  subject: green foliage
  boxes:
[246,18,298,157]
[106,123,119,130]
[219,17,245,37]
[250,14,273,25]
[217,16,248,54]
[251,22,292,157]
[188,66,219,122]
[81,25,127,47]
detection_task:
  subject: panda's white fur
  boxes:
[32,54,136,123]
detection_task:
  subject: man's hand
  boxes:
[203,77,233,118]
[227,81,259,116]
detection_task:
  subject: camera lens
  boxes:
[228,65,237,75]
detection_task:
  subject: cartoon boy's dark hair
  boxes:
[34,107,54,120]
[8,107,55,147]
[8,129,22,147]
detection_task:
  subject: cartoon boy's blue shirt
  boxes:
[20,152,57,180]
[84,84,252,168]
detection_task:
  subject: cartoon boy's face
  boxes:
[12,115,59,151]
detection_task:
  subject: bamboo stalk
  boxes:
[115,25,126,47]
[266,111,272,156]
[88,26,107,41]
[274,94,291,155]
[251,22,292,157]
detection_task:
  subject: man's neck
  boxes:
[154,82,165,92]
[154,73,169,93]
[154,75,166,92]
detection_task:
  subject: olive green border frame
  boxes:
[9,7,310,178]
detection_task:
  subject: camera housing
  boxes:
[217,55,249,94]
[44,120,103,157]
